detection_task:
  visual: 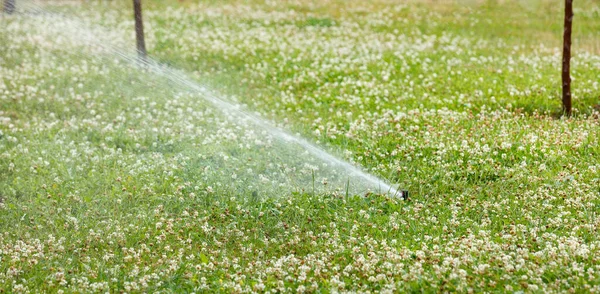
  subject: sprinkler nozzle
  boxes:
[401,190,409,201]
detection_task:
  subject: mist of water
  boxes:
[6,1,400,197]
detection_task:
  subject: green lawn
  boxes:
[1,0,600,292]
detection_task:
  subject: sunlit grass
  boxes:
[1,0,600,292]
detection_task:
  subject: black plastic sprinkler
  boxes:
[133,0,146,62]
[401,190,409,201]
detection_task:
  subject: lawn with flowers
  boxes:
[1,0,600,292]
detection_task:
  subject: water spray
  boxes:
[12,1,401,197]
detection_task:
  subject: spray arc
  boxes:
[15,1,401,197]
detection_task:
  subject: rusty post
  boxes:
[4,0,15,14]
[133,0,147,62]
[561,0,573,116]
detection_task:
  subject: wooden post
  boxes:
[133,0,147,62]
[561,0,573,116]
[3,0,15,14]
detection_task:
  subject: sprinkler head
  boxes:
[401,190,409,201]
